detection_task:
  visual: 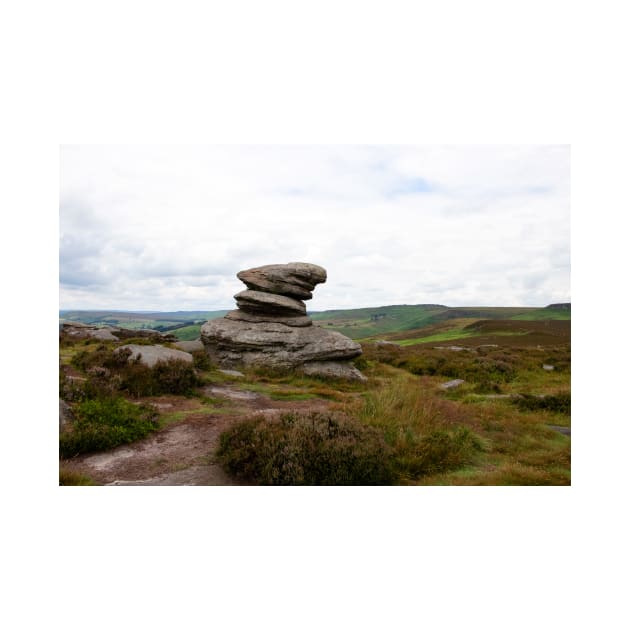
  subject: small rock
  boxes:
[115,344,193,368]
[439,379,465,390]
[90,328,119,341]
[542,364,555,371]
[218,369,245,377]
[173,340,204,352]
[302,361,367,382]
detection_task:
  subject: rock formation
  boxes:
[201,262,366,381]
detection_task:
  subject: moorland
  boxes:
[59,303,570,486]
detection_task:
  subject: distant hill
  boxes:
[59,309,229,339]
[60,303,570,341]
[310,303,569,339]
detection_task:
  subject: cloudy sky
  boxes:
[59,145,570,312]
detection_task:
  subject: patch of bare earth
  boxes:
[60,384,334,486]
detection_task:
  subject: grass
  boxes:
[60,317,570,485]
[60,397,160,457]
[59,469,97,485]
[396,330,480,346]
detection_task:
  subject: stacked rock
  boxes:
[201,262,366,381]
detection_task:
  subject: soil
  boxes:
[60,383,334,486]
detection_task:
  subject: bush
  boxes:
[119,359,199,397]
[69,346,200,398]
[59,397,159,457]
[514,393,571,415]
[405,427,485,476]
[192,350,212,371]
[217,412,394,485]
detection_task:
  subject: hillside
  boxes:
[59,303,570,341]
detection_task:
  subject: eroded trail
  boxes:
[61,383,334,486]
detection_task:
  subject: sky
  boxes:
[59,145,570,312]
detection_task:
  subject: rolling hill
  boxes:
[59,303,570,341]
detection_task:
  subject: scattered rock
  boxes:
[302,361,367,382]
[173,339,204,352]
[439,379,465,390]
[205,385,260,401]
[547,424,570,436]
[375,340,398,346]
[217,369,245,377]
[115,344,193,368]
[542,364,555,371]
[90,328,119,341]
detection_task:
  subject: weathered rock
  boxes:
[237,262,326,300]
[201,261,364,380]
[225,309,312,327]
[235,290,306,316]
[302,361,367,382]
[217,369,245,378]
[115,344,193,368]
[60,323,119,341]
[200,318,361,369]
[439,379,465,390]
[542,364,555,371]
[173,339,204,352]
[90,328,120,341]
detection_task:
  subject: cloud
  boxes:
[59,145,570,310]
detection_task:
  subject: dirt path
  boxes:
[61,383,334,486]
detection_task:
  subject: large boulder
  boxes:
[201,318,361,369]
[201,262,365,380]
[115,344,193,368]
[237,262,326,300]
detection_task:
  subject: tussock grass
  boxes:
[352,377,486,480]
[59,469,96,485]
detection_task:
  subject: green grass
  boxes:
[171,324,203,340]
[396,330,480,346]
[511,307,571,320]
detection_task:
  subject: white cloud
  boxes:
[59,145,570,310]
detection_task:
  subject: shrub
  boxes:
[406,427,485,476]
[59,397,159,457]
[192,350,212,371]
[117,358,200,397]
[217,412,394,485]
[513,393,571,415]
[70,345,200,398]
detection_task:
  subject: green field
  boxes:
[60,303,570,342]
